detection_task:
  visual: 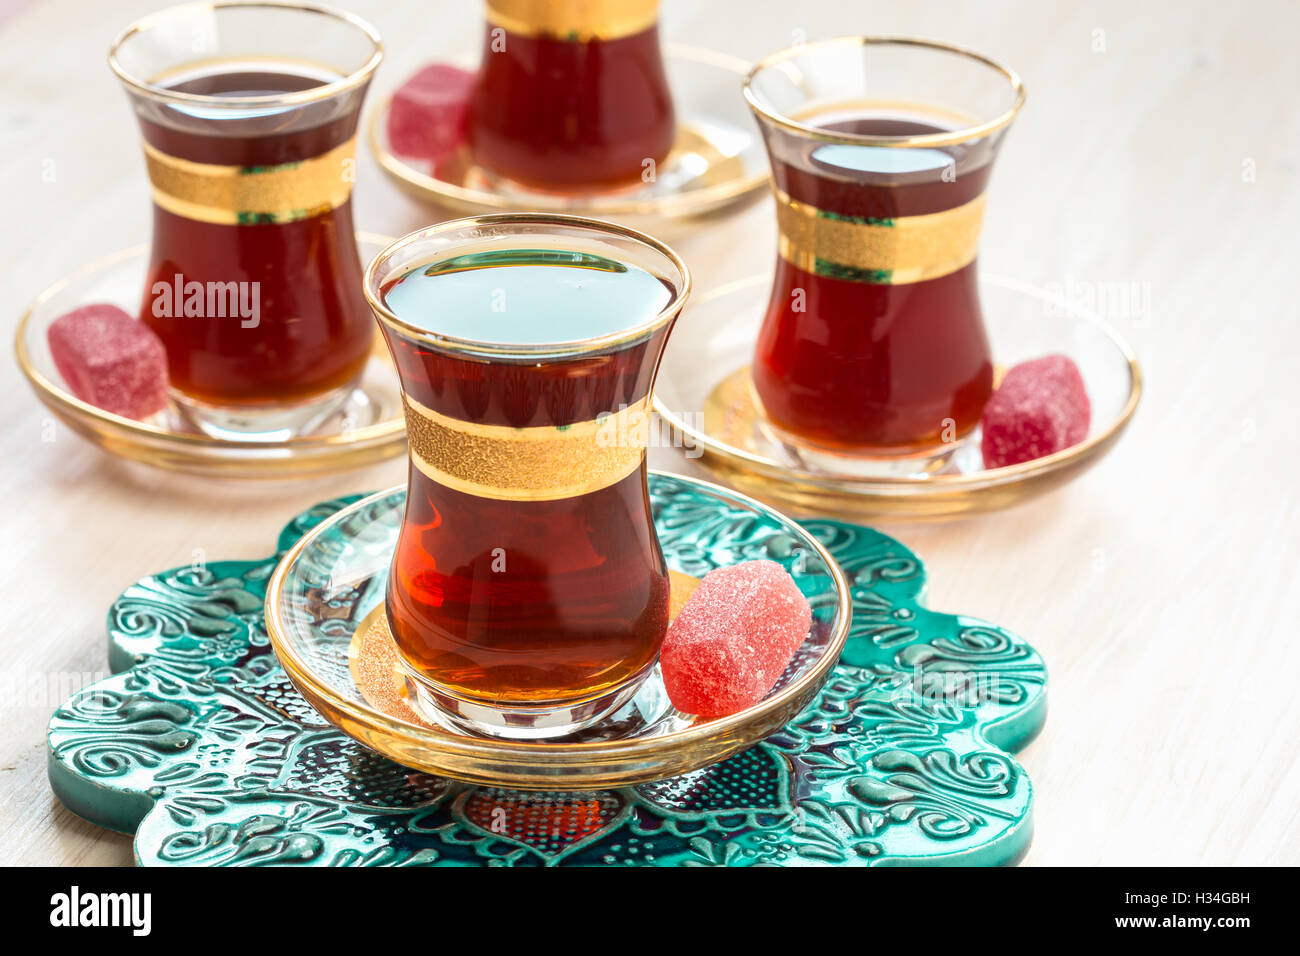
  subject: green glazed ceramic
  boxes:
[47,473,1046,866]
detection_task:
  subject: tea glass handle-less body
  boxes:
[364,215,691,740]
[744,37,1024,464]
[110,3,383,439]
[468,0,675,190]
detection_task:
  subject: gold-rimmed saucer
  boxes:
[263,474,851,790]
[654,274,1143,520]
[15,234,406,478]
[368,45,768,232]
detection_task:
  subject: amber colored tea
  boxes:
[468,1,675,189]
[752,113,996,454]
[379,249,677,710]
[135,66,373,409]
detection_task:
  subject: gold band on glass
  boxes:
[403,394,650,501]
[142,138,356,225]
[485,0,658,41]
[775,189,986,284]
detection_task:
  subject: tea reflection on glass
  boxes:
[364,215,691,739]
[744,37,1024,465]
[109,2,383,439]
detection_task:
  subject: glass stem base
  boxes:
[755,416,971,479]
[172,383,355,442]
[401,662,658,741]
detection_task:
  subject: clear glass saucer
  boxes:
[367,46,768,232]
[654,274,1142,520]
[263,473,851,790]
[14,235,406,478]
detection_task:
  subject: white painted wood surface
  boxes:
[1,0,1296,866]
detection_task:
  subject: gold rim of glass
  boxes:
[263,475,852,771]
[652,274,1143,491]
[743,35,1026,149]
[108,0,384,108]
[363,213,693,359]
[13,237,404,453]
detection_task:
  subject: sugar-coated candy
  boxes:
[386,63,475,160]
[660,560,812,718]
[47,304,169,420]
[980,354,1091,468]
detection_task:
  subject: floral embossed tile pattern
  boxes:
[47,484,1046,867]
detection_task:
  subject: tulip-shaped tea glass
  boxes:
[365,215,691,739]
[110,1,383,438]
[468,0,675,190]
[744,37,1024,467]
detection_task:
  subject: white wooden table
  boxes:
[2,0,1297,866]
